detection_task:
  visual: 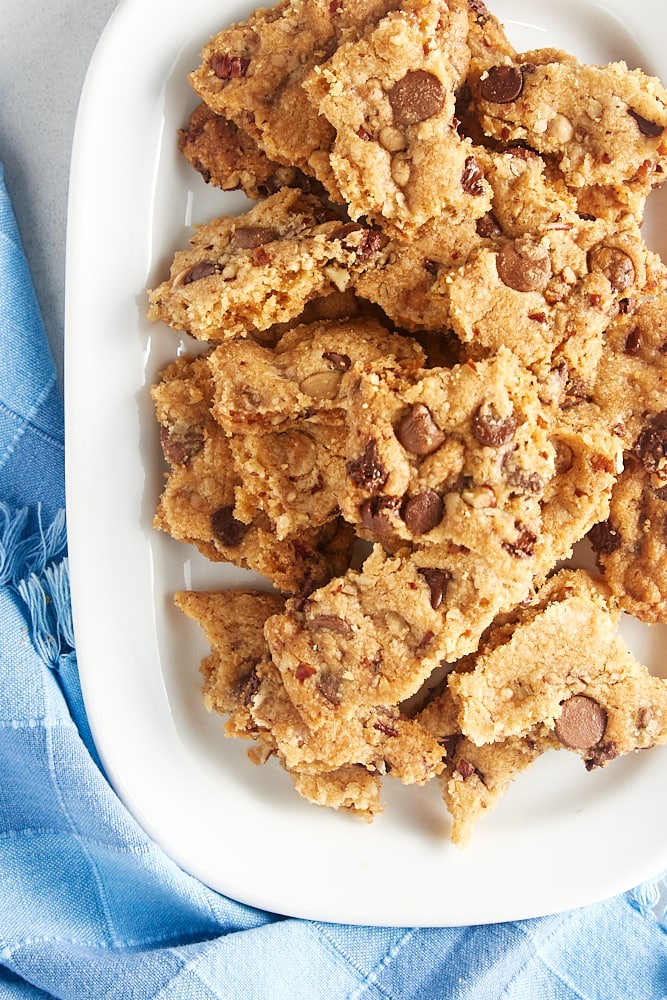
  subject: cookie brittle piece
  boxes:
[146,189,389,341]
[178,102,317,199]
[418,678,549,847]
[342,347,555,555]
[152,354,354,594]
[264,539,544,733]
[594,288,667,448]
[440,734,548,847]
[303,0,493,232]
[589,459,667,625]
[441,217,663,378]
[208,315,425,432]
[188,0,401,193]
[175,589,383,819]
[448,569,667,768]
[177,588,285,721]
[469,48,667,216]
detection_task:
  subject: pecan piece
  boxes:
[211,53,250,80]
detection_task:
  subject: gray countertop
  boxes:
[1,0,120,384]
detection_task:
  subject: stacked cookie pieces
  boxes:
[148,0,667,841]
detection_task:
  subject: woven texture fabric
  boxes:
[0,160,665,999]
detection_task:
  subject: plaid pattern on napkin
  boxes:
[1,160,666,999]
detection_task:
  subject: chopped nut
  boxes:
[390,155,411,187]
[298,371,343,399]
[378,125,408,152]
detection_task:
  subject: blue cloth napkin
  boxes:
[0,159,666,1000]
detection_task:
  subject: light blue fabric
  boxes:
[0,158,666,1000]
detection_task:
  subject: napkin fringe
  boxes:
[0,501,73,667]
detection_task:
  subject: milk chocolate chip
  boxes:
[360,496,400,535]
[554,694,607,749]
[184,261,217,284]
[418,567,452,609]
[476,212,502,238]
[461,156,485,196]
[588,246,635,292]
[211,505,250,548]
[496,238,551,292]
[472,403,517,447]
[308,614,354,638]
[628,108,664,138]
[635,411,667,477]
[389,70,445,126]
[402,489,443,534]
[396,403,446,456]
[231,226,279,250]
[159,424,205,465]
[480,64,524,103]
[347,439,388,490]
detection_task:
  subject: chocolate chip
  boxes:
[317,671,342,706]
[562,377,593,409]
[346,439,388,490]
[240,667,261,706]
[395,403,446,456]
[159,424,205,465]
[588,246,635,292]
[634,411,667,476]
[329,221,364,243]
[588,519,622,557]
[554,694,607,749]
[502,522,537,558]
[628,108,664,138]
[402,489,443,534]
[624,327,642,355]
[467,0,490,24]
[461,155,485,196]
[476,212,502,238]
[322,351,351,372]
[388,70,445,126]
[211,53,250,79]
[504,465,545,495]
[184,260,218,284]
[637,706,654,729]
[231,226,279,250]
[354,229,390,262]
[480,64,524,103]
[496,239,551,292]
[472,403,517,447]
[584,740,618,770]
[418,567,452,609]
[307,614,354,638]
[211,505,250,548]
[360,496,400,535]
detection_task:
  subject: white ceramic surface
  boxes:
[65,0,667,926]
